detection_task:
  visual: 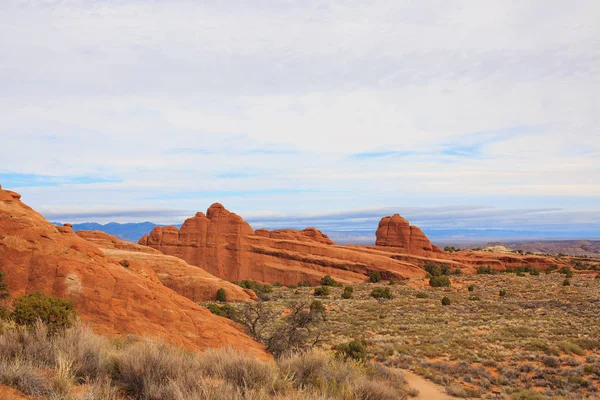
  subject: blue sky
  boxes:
[0,1,599,239]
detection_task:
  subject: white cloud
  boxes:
[0,0,598,229]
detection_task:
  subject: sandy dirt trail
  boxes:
[401,369,457,400]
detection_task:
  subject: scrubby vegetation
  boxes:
[213,272,600,398]
[237,280,273,299]
[10,291,76,333]
[370,287,393,299]
[0,320,414,400]
[341,286,353,299]
[320,275,341,287]
[369,271,382,283]
[429,275,451,287]
[216,288,227,302]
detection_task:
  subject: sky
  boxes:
[1,0,599,240]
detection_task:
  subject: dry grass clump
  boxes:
[279,350,410,399]
[0,319,412,399]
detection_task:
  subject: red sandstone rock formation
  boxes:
[78,230,257,302]
[255,227,334,245]
[375,214,441,254]
[0,189,268,359]
[141,204,427,284]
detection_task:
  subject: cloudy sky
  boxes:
[1,0,599,239]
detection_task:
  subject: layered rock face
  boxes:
[255,227,334,245]
[141,204,428,284]
[375,214,441,254]
[0,188,268,359]
[140,203,255,281]
[78,230,256,302]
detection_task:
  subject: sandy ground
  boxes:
[401,369,457,400]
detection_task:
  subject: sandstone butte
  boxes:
[0,187,269,360]
[140,203,566,285]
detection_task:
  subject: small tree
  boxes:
[369,271,382,283]
[441,296,451,306]
[468,284,475,292]
[341,286,353,299]
[119,260,130,268]
[499,289,507,297]
[11,292,76,333]
[416,292,428,299]
[216,288,227,302]
[370,287,392,299]
[429,275,451,287]
[563,278,571,286]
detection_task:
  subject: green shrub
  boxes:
[370,287,392,299]
[530,269,540,276]
[205,303,236,319]
[119,260,130,268]
[467,284,475,292]
[563,278,571,286]
[320,275,341,287]
[237,280,273,297]
[595,274,600,280]
[216,288,227,302]
[272,281,283,287]
[468,295,481,301]
[516,271,526,277]
[11,292,76,332]
[415,292,428,299]
[476,266,494,275]
[341,286,353,299]
[424,264,451,277]
[559,266,574,278]
[452,268,463,275]
[546,264,558,274]
[313,286,330,297]
[297,280,313,287]
[429,275,451,287]
[499,289,507,297]
[309,300,325,314]
[388,280,397,285]
[286,284,298,289]
[369,271,382,283]
[441,296,451,306]
[335,339,369,362]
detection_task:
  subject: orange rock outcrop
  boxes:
[77,230,257,302]
[0,189,268,360]
[375,214,441,254]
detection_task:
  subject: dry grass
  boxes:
[0,319,412,399]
